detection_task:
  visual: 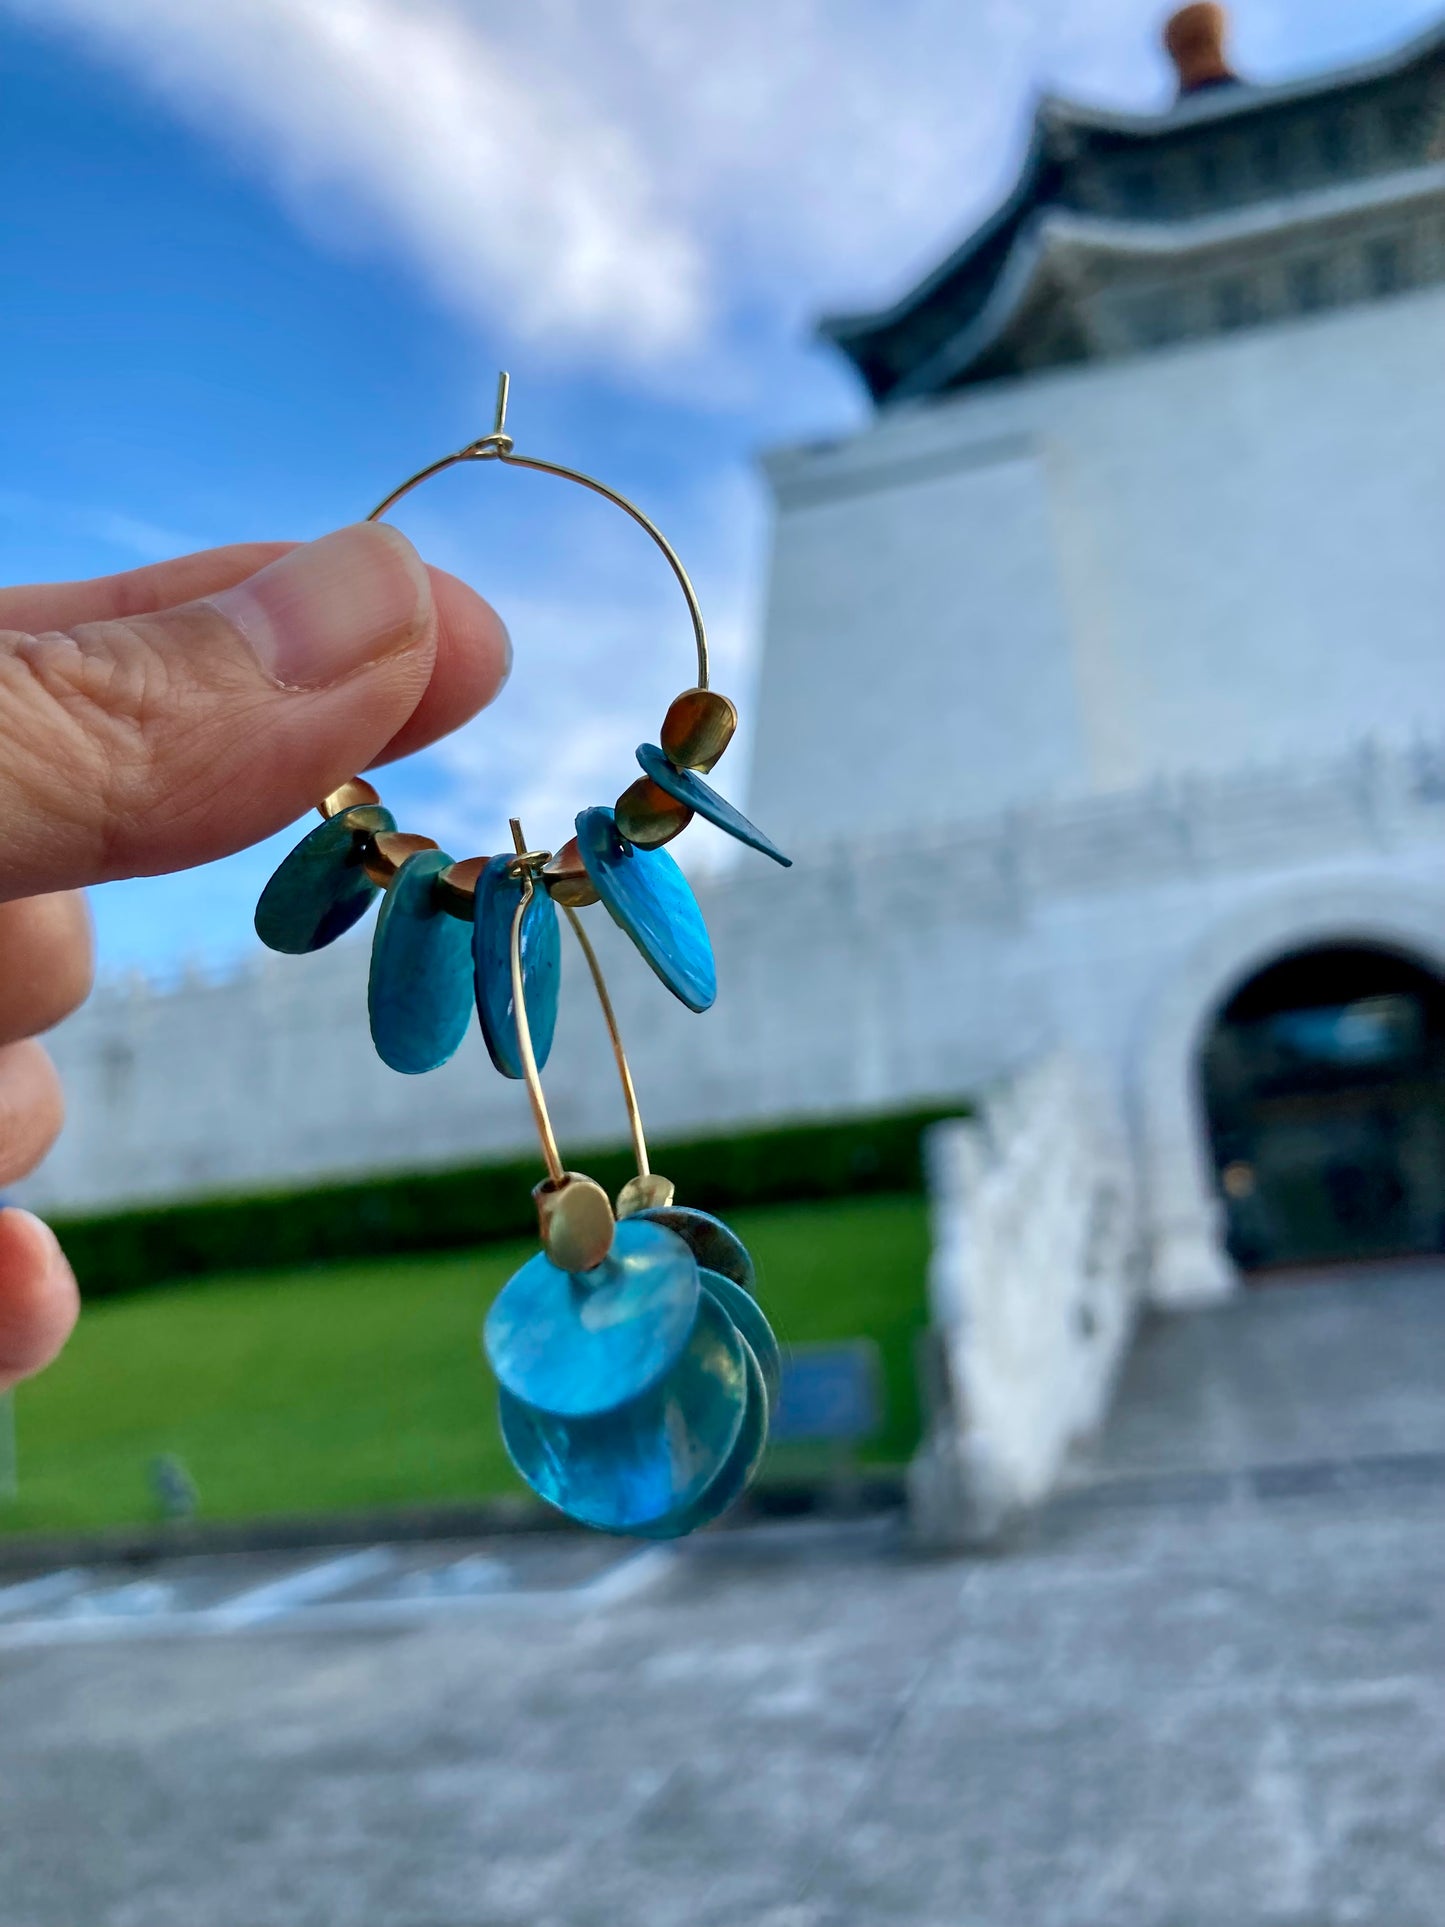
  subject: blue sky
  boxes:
[2,0,1438,979]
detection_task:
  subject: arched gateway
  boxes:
[1202,946,1445,1271]
[1134,885,1445,1304]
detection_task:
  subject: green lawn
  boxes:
[1,1194,929,1537]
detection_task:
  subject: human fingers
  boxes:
[370,562,511,767]
[0,542,296,631]
[0,523,508,899]
[0,1041,65,1189]
[0,1204,79,1392]
[0,540,509,777]
[0,894,95,1047]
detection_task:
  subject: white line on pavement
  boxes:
[0,1545,674,1648]
[212,1547,395,1627]
[577,1547,675,1606]
[0,1568,87,1618]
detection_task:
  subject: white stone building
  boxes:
[19,7,1445,1310]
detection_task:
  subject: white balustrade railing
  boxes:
[908,1053,1141,1545]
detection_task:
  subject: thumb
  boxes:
[0,524,451,897]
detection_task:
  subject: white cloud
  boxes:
[6,0,1172,385]
[9,0,706,360]
[12,0,1433,387]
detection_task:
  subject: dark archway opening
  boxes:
[1200,944,1445,1274]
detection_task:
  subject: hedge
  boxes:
[52,1102,967,1301]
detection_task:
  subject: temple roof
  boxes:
[823,15,1445,405]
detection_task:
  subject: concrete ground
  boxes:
[1,1262,1442,1927]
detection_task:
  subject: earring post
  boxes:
[365,374,710,690]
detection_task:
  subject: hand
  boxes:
[0,525,508,1391]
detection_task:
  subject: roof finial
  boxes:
[1164,4,1238,97]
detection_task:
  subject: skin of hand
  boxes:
[0,524,509,1391]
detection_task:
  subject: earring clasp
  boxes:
[366,370,709,689]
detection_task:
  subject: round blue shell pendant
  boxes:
[636,743,791,868]
[484,1218,701,1420]
[368,849,473,1074]
[575,806,716,1012]
[633,1204,756,1295]
[496,1289,748,1533]
[635,1330,769,1540]
[698,1267,780,1412]
[254,804,395,954]
[472,856,561,1080]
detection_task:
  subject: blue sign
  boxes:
[771,1342,882,1444]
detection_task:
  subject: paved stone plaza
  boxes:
[2,1265,1442,1927]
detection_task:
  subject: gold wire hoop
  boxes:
[334,374,701,1261]
[366,372,710,690]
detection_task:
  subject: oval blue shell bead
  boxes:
[368,849,474,1074]
[633,1204,756,1295]
[575,806,716,1013]
[254,804,395,954]
[636,1333,769,1540]
[497,1290,748,1533]
[636,743,791,868]
[698,1267,781,1413]
[472,856,561,1079]
[484,1218,700,1420]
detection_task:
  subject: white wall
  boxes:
[752,444,1092,840]
[751,287,1445,851]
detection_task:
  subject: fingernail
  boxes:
[208,524,432,688]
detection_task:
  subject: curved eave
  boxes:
[823,11,1445,402]
[1041,13,1445,140]
[818,110,1056,355]
[887,160,1445,406]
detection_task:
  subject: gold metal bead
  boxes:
[534,1173,615,1274]
[542,838,600,908]
[434,854,488,920]
[660,688,737,773]
[363,830,440,888]
[318,776,382,820]
[616,1172,676,1217]
[615,776,692,850]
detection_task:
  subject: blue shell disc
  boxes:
[484,1218,700,1420]
[367,849,473,1074]
[497,1289,748,1533]
[472,856,561,1079]
[636,743,791,868]
[633,1204,756,1295]
[698,1268,780,1412]
[254,804,395,954]
[575,806,716,1013]
[635,1333,769,1540]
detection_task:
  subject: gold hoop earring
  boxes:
[253,375,788,1538]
